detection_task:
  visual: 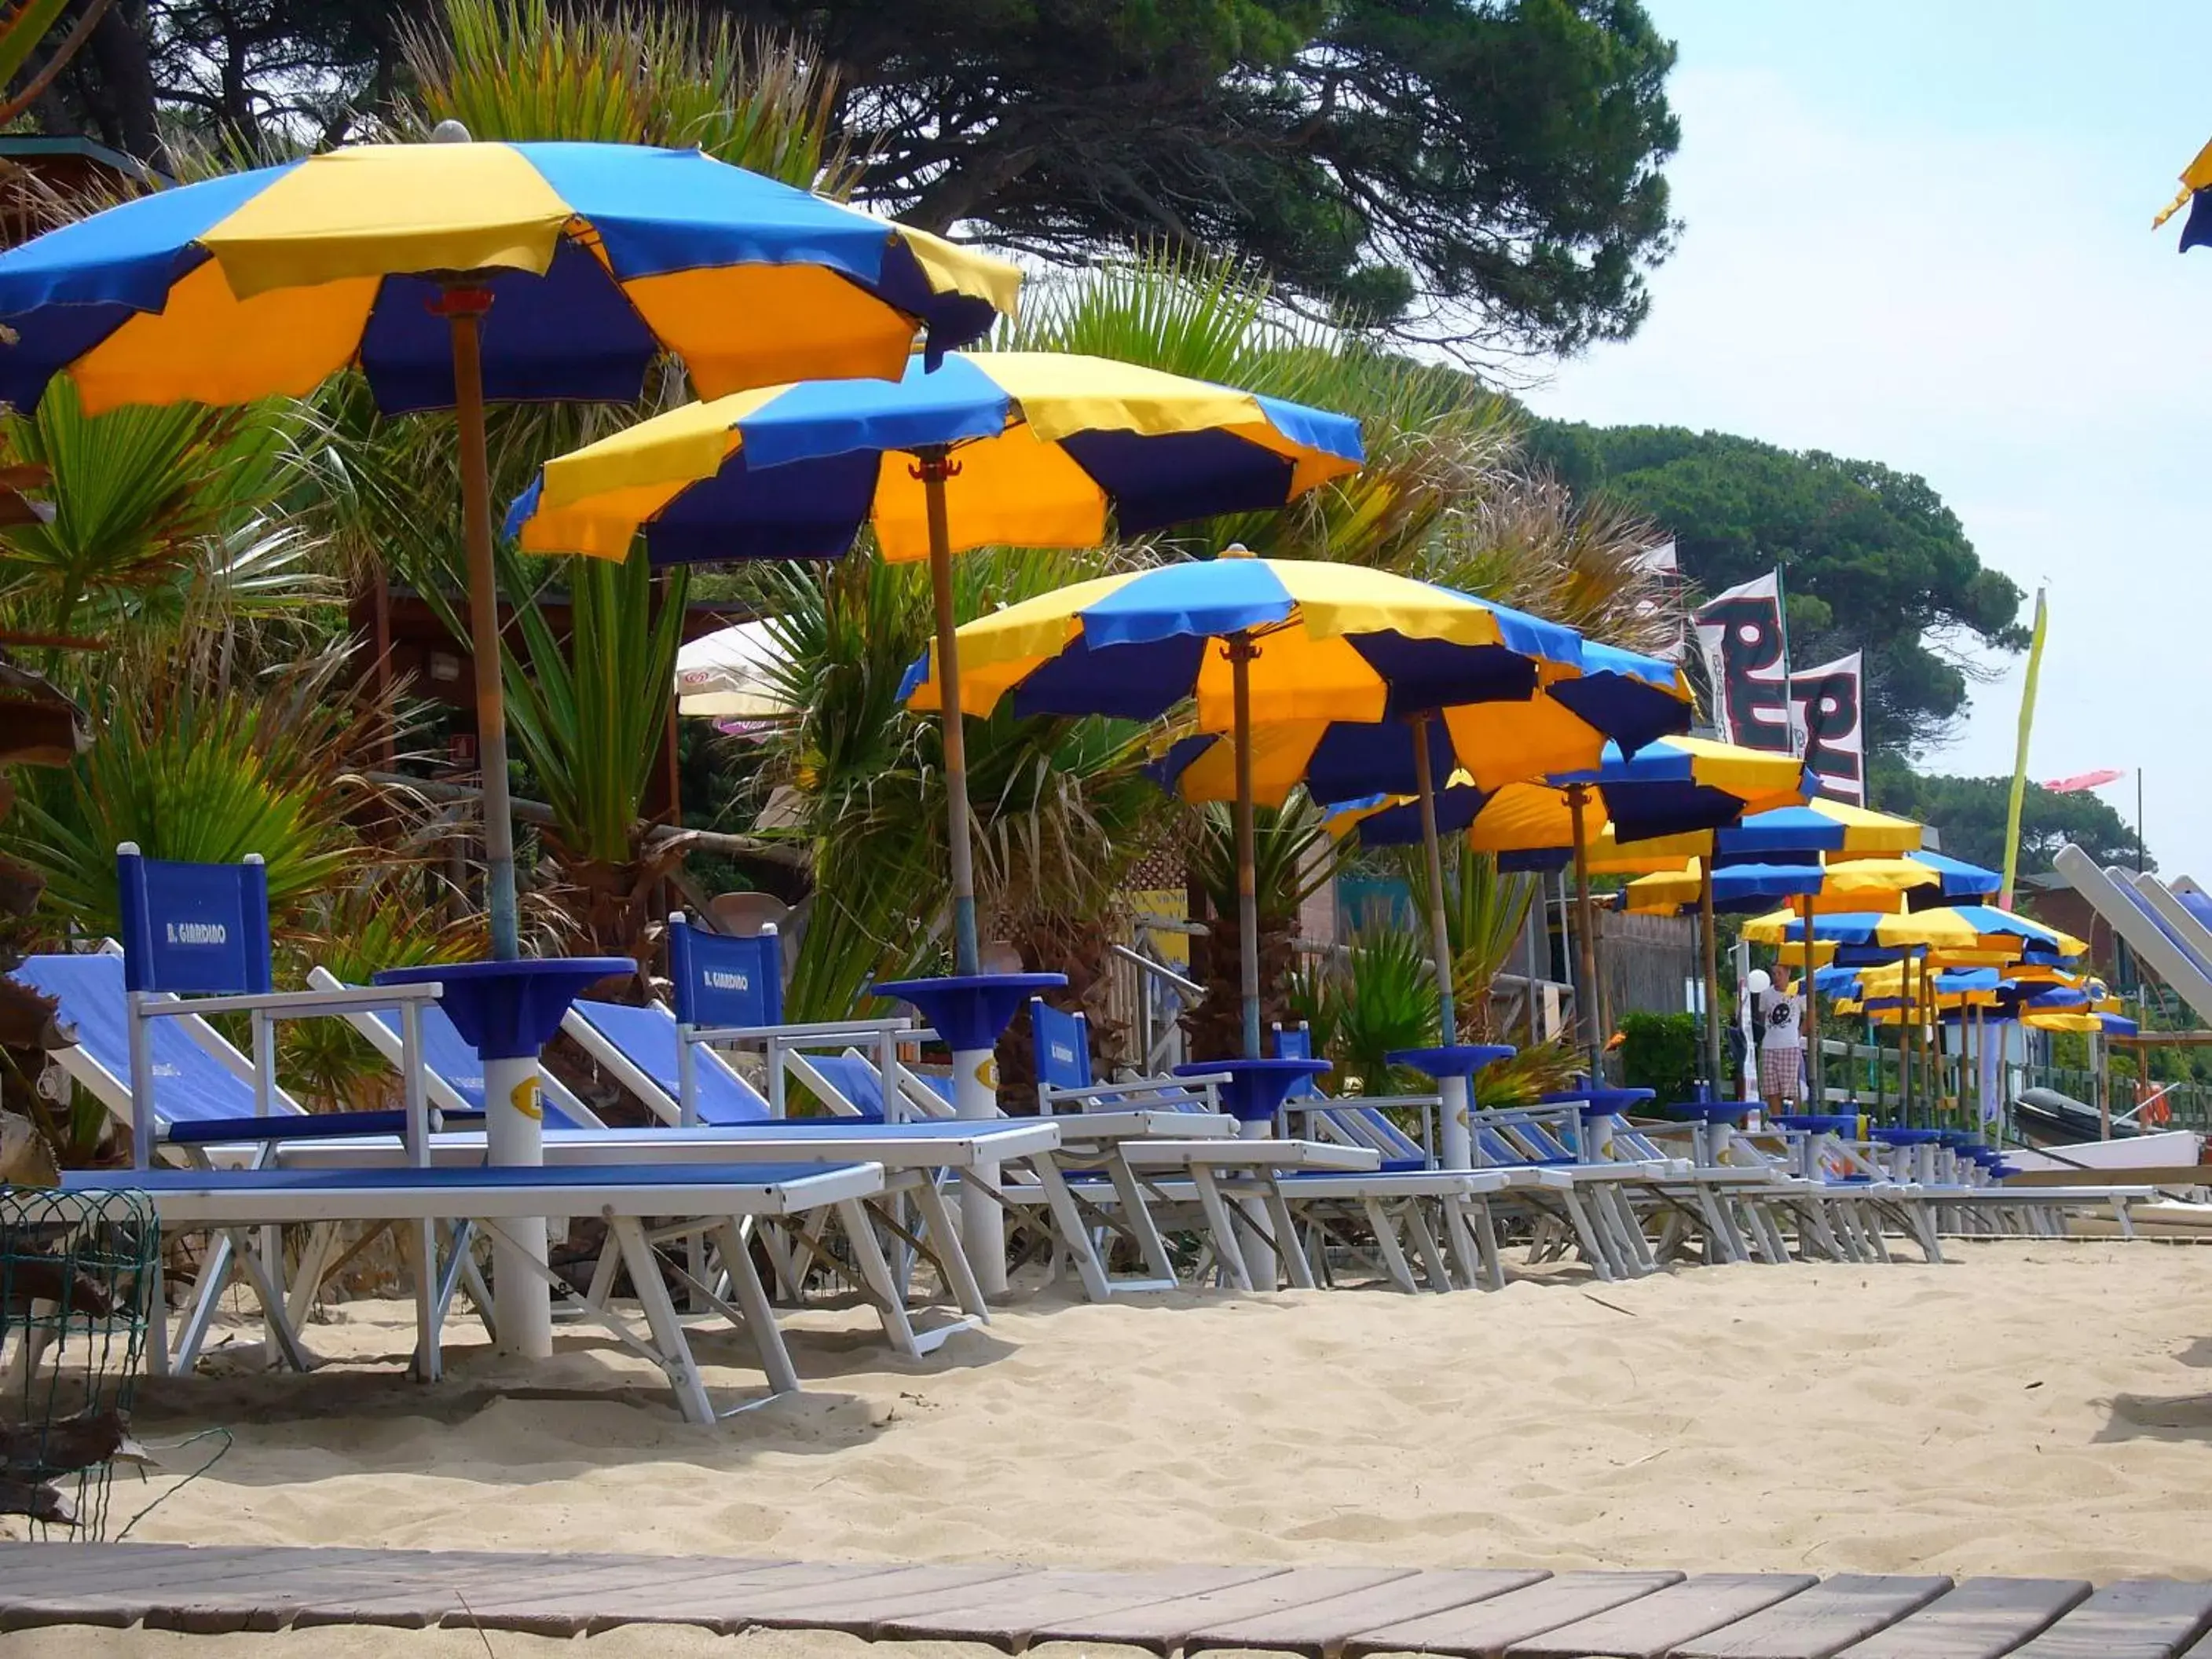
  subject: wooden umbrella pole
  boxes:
[438,287,518,961]
[1699,859,1723,1098]
[1410,713,1456,1044]
[1569,784,1603,1079]
[1231,634,1262,1059]
[917,445,980,977]
[1798,894,1818,1108]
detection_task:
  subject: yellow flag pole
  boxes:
[1999,587,2048,910]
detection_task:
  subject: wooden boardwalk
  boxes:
[5,1545,2212,1657]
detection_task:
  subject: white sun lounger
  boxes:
[57,1159,886,1424]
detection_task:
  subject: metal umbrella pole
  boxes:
[1699,859,1723,1098]
[1798,894,1820,1108]
[1230,633,1262,1060]
[1411,713,1474,1169]
[1568,783,1604,1080]
[917,444,981,976]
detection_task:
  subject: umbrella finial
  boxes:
[1218,542,1254,559]
[430,119,473,144]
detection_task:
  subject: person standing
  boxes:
[1757,972,1807,1109]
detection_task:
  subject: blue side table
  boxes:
[872,972,1066,1297]
[375,956,632,1358]
[1175,1057,1331,1126]
[1390,1045,1516,1170]
[1540,1086,1654,1162]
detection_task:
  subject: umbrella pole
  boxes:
[1410,714,1456,1044]
[1569,784,1602,1081]
[919,446,981,978]
[1231,635,1262,1060]
[441,291,519,964]
[1699,859,1723,1100]
[1524,877,1543,1049]
[1798,894,1819,1108]
[1412,714,1473,1171]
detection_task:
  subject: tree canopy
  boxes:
[1523,421,2028,756]
[1868,761,2147,876]
[45,0,1682,361]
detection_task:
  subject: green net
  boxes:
[1,1184,157,1540]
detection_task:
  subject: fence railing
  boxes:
[1104,924,1204,1075]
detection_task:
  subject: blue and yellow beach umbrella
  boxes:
[510,350,1364,975]
[0,137,1020,959]
[0,140,1018,416]
[904,553,1588,1056]
[2155,135,2212,252]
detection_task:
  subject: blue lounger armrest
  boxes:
[163,1108,484,1146]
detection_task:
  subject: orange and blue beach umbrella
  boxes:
[507,350,1362,562]
[0,140,1018,415]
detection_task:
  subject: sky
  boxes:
[1525,1,2212,877]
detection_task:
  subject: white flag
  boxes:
[1692,572,1793,752]
[1788,651,1866,805]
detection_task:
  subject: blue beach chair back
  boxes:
[1031,999,1094,1093]
[1272,1022,1325,1101]
[115,847,273,994]
[9,951,266,1127]
[801,1051,937,1119]
[669,915,782,1028]
[569,998,774,1125]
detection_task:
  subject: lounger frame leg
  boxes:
[609,1214,716,1426]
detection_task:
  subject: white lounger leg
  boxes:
[835,1198,927,1360]
[710,1218,802,1397]
[608,1215,716,1426]
[908,1177,991,1318]
[1363,1197,1420,1294]
[1103,1153,1181,1285]
[1025,1159,1118,1302]
[1188,1169,1254,1291]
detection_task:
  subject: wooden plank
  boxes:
[1510,1575,1818,1659]
[1342,1571,1683,1657]
[2006,1580,2212,1659]
[1835,1577,2092,1659]
[712,1563,1035,1633]
[431,1558,873,1638]
[1039,1567,1420,1651]
[875,1566,1288,1646]
[1673,1576,1954,1659]
[0,1547,423,1633]
[1188,1568,1554,1657]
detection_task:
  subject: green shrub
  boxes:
[1618,1010,1700,1105]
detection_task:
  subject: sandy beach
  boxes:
[8,1239,2208,1606]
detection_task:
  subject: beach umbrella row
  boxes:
[511,350,1364,976]
[900,551,1600,1059]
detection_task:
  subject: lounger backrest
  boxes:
[1031,999,1093,1092]
[9,952,267,1126]
[1273,1023,1324,1100]
[1324,1104,1426,1163]
[362,1001,590,1131]
[115,848,273,994]
[568,998,773,1125]
[804,1052,900,1117]
[668,916,782,1028]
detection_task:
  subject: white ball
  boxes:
[1745,969,1771,994]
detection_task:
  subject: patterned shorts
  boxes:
[1758,1046,1804,1102]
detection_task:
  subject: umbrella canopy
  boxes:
[1598,798,1923,869]
[903,555,1580,725]
[2156,134,2212,251]
[506,350,1362,562]
[904,553,1587,1060]
[673,618,793,721]
[1621,848,2000,918]
[1315,734,1804,854]
[510,350,1363,976]
[0,136,1021,965]
[1742,903,2084,958]
[0,140,1018,416]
